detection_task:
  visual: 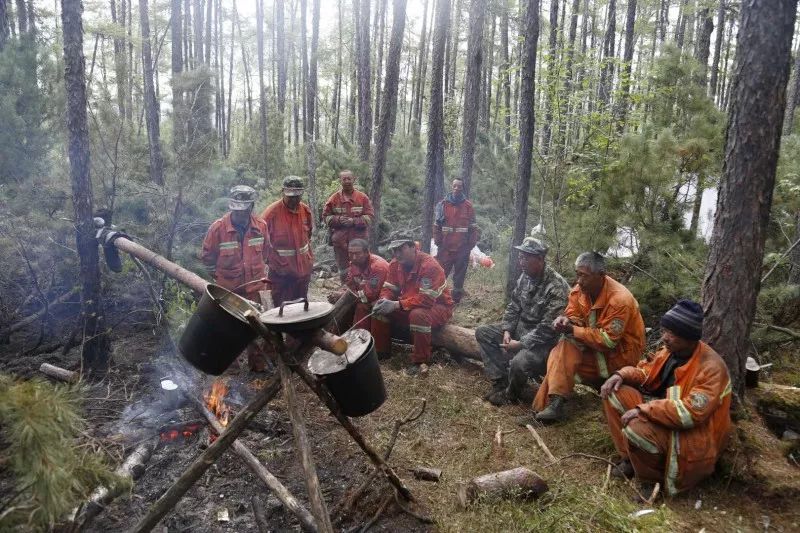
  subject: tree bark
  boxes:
[459,0,486,196]
[702,0,798,400]
[675,0,688,51]
[305,0,320,224]
[370,0,407,247]
[542,0,558,153]
[499,0,511,145]
[598,0,615,108]
[62,0,110,372]
[422,0,450,253]
[256,0,269,182]
[783,50,800,135]
[139,0,164,185]
[373,0,387,136]
[506,0,539,298]
[709,0,725,99]
[614,0,636,129]
[331,0,343,147]
[110,0,127,121]
[694,6,713,87]
[355,0,372,161]
[170,0,184,150]
[276,0,286,114]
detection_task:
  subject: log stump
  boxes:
[457,467,548,508]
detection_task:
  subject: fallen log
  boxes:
[39,363,80,383]
[411,467,441,482]
[456,467,548,508]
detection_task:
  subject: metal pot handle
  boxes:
[278,297,310,317]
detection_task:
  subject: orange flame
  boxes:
[204,379,230,442]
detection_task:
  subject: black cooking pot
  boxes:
[179,284,259,375]
[307,329,386,417]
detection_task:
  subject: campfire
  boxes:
[204,378,231,442]
[159,421,204,444]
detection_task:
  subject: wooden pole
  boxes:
[127,373,283,533]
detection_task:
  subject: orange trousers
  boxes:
[533,339,612,410]
[370,304,452,363]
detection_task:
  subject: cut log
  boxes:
[411,466,442,482]
[39,363,79,383]
[456,467,548,508]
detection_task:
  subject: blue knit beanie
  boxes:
[660,299,703,341]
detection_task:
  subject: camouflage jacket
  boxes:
[501,265,570,350]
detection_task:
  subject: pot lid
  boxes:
[260,298,333,328]
[208,284,261,321]
[307,329,372,375]
[746,356,760,372]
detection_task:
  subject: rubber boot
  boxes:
[535,395,566,423]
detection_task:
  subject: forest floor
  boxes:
[1,265,800,532]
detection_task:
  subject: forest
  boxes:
[1,0,800,530]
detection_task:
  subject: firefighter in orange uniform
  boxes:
[328,238,390,331]
[370,236,454,376]
[201,185,270,370]
[433,178,480,303]
[322,170,375,281]
[260,176,314,306]
[521,252,645,424]
[600,300,732,496]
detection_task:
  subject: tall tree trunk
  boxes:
[542,0,558,153]
[482,12,495,130]
[256,0,269,182]
[500,0,511,145]
[276,0,286,114]
[374,0,387,138]
[702,0,798,400]
[689,171,705,235]
[598,0,615,108]
[126,0,133,124]
[506,0,539,298]
[694,6,713,87]
[204,0,211,65]
[709,0,725,99]
[614,0,636,129]
[371,0,407,246]
[235,3,251,123]
[332,0,343,147]
[193,0,202,66]
[355,0,372,161]
[15,0,25,34]
[139,0,164,185]
[61,0,110,372]
[783,50,800,135]
[306,0,320,224]
[225,0,234,153]
[110,0,127,120]
[458,0,486,196]
[422,0,450,253]
[447,0,462,102]
[0,0,8,50]
[675,0,688,50]
[558,0,578,153]
[412,0,430,138]
[171,0,184,150]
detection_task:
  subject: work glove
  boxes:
[373,298,400,316]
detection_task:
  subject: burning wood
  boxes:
[204,378,231,442]
[159,421,204,445]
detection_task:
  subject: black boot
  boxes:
[482,380,507,401]
[535,395,566,423]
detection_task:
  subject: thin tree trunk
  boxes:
[139,0,164,185]
[615,0,636,129]
[235,4,251,123]
[598,0,615,108]
[702,0,798,400]
[61,0,110,372]
[332,0,343,147]
[412,0,430,137]
[193,0,202,65]
[447,0,462,102]
[306,0,320,226]
[171,0,183,150]
[110,0,127,120]
[422,0,449,253]
[15,0,25,34]
[675,0,688,50]
[355,0,373,161]
[374,0,387,138]
[0,0,8,50]
[500,0,511,145]
[256,0,269,182]
[126,0,133,124]
[226,0,234,154]
[783,48,800,135]
[371,0,408,247]
[459,0,486,196]
[276,0,286,114]
[506,0,539,298]
[204,0,211,65]
[483,13,495,130]
[694,6,713,87]
[709,0,725,99]
[542,0,558,153]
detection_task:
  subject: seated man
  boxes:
[328,238,389,331]
[370,236,454,376]
[475,237,569,406]
[600,300,732,496]
[522,252,645,424]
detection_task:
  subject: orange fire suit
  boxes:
[346,253,390,332]
[433,197,479,299]
[603,341,732,495]
[201,212,270,371]
[370,251,454,363]
[260,199,314,306]
[533,276,645,410]
[322,190,374,275]
[201,212,269,302]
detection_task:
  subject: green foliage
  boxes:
[0,375,125,530]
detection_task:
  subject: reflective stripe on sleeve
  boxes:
[599,330,617,349]
[219,241,240,250]
[608,392,626,415]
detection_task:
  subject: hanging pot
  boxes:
[260,297,334,334]
[307,329,386,417]
[179,284,259,375]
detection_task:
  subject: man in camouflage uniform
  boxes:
[475,237,569,406]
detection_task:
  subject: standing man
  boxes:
[600,300,731,496]
[327,238,390,332]
[370,236,454,376]
[475,238,569,406]
[523,252,645,424]
[433,178,480,303]
[260,177,314,306]
[322,170,375,281]
[201,185,269,371]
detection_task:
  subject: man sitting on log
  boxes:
[519,252,645,424]
[327,239,389,332]
[475,237,569,406]
[370,236,454,376]
[599,300,732,496]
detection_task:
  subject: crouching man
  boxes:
[328,239,389,331]
[370,236,454,376]
[475,237,568,406]
[600,300,732,496]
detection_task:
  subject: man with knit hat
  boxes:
[599,300,732,496]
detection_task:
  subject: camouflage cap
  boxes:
[513,237,548,256]
[387,235,415,251]
[229,185,256,211]
[282,176,305,196]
